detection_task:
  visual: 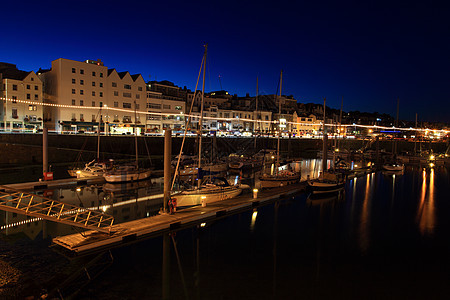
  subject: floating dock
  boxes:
[53,182,308,256]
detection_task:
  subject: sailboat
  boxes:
[307,98,345,195]
[259,70,301,188]
[171,45,244,207]
[104,101,152,183]
[382,98,404,172]
[68,106,114,178]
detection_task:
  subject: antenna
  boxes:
[218,75,223,90]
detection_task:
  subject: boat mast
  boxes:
[254,76,258,149]
[322,97,327,174]
[97,105,102,161]
[198,44,207,188]
[134,100,138,167]
[276,70,282,174]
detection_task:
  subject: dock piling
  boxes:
[164,129,172,213]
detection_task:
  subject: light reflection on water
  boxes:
[416,168,436,236]
[2,163,450,298]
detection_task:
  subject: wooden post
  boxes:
[43,128,48,174]
[164,128,172,213]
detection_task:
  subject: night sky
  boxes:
[2,0,450,122]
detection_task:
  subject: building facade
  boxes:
[0,62,43,131]
[39,58,146,134]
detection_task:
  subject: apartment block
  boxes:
[0,62,43,131]
[39,58,146,134]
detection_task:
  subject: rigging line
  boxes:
[171,51,205,191]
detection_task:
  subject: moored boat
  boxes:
[307,172,345,194]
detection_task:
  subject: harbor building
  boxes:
[38,58,146,134]
[0,62,44,132]
[292,112,321,137]
[146,81,187,133]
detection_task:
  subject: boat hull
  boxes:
[382,165,404,171]
[172,186,242,207]
[104,170,152,183]
[259,174,300,188]
[307,180,345,194]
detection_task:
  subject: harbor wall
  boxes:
[0,134,447,166]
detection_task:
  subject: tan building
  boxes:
[39,58,146,134]
[0,62,43,131]
[105,70,146,135]
[292,112,321,137]
[146,90,185,133]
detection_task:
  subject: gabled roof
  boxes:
[131,74,141,81]
[0,68,32,81]
[117,71,129,79]
[107,68,116,76]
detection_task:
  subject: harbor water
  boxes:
[1,162,450,299]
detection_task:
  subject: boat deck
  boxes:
[53,181,308,256]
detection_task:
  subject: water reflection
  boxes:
[0,178,165,240]
[359,173,373,253]
[416,168,436,236]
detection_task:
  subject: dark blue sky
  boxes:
[3,0,450,122]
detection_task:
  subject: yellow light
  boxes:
[335,148,339,152]
[200,222,206,227]
[430,155,435,160]
[429,162,435,168]
[271,156,275,159]
[354,164,358,168]
[369,129,373,133]
[76,170,81,174]
[76,187,81,192]
[253,189,258,192]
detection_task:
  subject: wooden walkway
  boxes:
[53,181,308,255]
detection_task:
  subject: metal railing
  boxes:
[0,187,114,233]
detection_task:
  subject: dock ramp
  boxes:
[0,186,114,233]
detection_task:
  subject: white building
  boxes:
[146,90,185,133]
[0,63,44,131]
[38,58,146,134]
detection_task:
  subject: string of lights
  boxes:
[1,96,448,134]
